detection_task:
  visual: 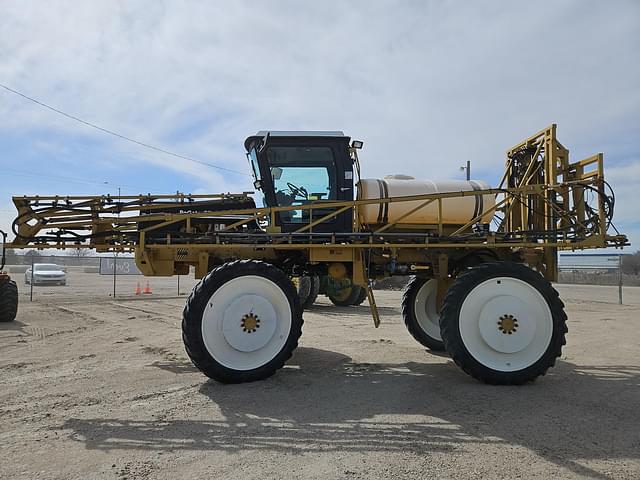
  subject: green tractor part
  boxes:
[0,230,18,323]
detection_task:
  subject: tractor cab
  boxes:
[244,131,358,233]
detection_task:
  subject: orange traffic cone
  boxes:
[143,280,153,295]
[135,282,142,295]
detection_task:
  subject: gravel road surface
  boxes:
[1,276,638,479]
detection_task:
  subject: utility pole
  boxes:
[113,252,117,298]
[104,182,121,299]
[460,161,471,181]
[30,255,34,301]
[618,254,623,305]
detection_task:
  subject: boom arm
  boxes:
[7,125,627,281]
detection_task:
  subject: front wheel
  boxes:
[182,260,303,383]
[440,262,567,385]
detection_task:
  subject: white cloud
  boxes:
[0,0,638,247]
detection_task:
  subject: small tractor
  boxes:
[8,125,627,384]
[0,230,19,323]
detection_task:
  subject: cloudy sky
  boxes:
[1,0,638,249]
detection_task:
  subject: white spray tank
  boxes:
[357,175,495,228]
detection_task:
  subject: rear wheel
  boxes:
[182,260,303,383]
[293,276,311,305]
[351,285,368,306]
[328,285,363,306]
[295,275,320,309]
[440,262,567,385]
[302,276,320,308]
[327,279,365,306]
[402,277,445,351]
[0,280,18,323]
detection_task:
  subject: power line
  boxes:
[3,167,152,191]
[0,83,249,176]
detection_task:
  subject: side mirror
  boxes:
[271,167,283,180]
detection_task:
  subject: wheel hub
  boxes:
[221,294,277,352]
[497,314,518,334]
[241,313,260,333]
[477,295,536,354]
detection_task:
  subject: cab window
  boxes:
[247,148,261,181]
[267,146,336,223]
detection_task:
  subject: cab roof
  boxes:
[244,131,350,152]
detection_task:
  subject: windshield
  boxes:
[272,166,331,202]
[266,146,336,223]
[34,264,61,271]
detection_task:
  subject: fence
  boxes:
[559,253,625,304]
[6,253,634,305]
[6,254,198,302]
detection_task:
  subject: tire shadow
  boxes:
[61,346,639,479]
[0,319,30,333]
[305,304,400,317]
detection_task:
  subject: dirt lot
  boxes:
[1,274,639,480]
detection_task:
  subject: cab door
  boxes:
[258,137,353,233]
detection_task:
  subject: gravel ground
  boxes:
[1,274,639,480]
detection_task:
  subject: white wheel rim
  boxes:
[201,275,292,371]
[414,279,442,341]
[459,277,553,372]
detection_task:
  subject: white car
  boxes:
[25,263,67,286]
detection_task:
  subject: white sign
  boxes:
[99,257,142,276]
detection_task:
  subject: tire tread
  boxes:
[182,260,303,383]
[0,280,18,323]
[302,276,320,309]
[440,262,567,385]
[401,277,446,351]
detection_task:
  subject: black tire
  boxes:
[440,262,567,385]
[328,284,364,306]
[302,275,320,309]
[351,285,368,306]
[182,260,303,383]
[295,276,312,306]
[401,277,445,351]
[0,280,19,323]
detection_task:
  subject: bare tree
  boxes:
[71,247,90,265]
[622,251,640,275]
[24,250,43,265]
[3,248,18,266]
